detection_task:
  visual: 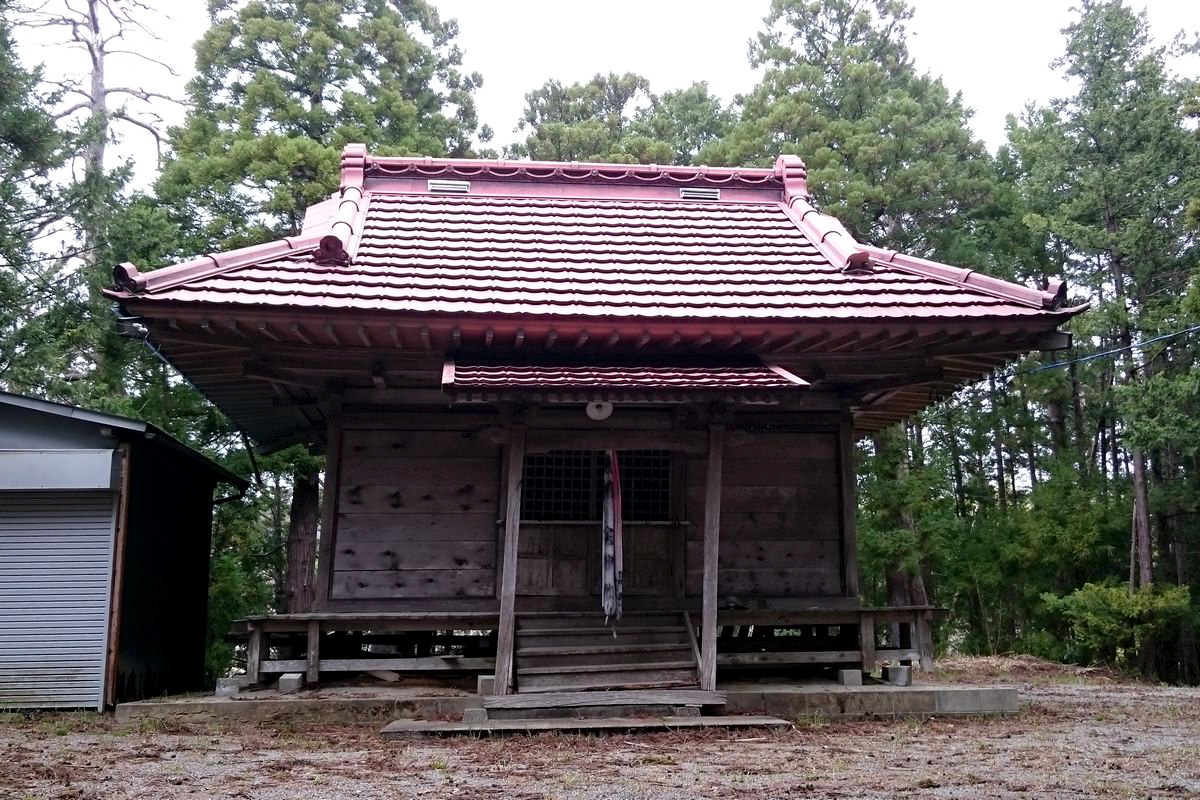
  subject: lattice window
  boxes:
[522,450,597,521]
[522,450,671,522]
[617,450,671,522]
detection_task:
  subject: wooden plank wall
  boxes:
[685,431,841,598]
[516,523,676,596]
[330,429,501,600]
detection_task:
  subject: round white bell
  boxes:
[585,401,613,421]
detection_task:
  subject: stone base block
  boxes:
[277,673,304,694]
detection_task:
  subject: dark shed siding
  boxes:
[114,442,217,701]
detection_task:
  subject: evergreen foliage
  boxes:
[509,73,732,165]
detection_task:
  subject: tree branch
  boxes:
[104,86,178,104]
[101,47,179,75]
[111,110,162,159]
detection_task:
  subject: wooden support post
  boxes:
[699,425,724,692]
[313,398,342,610]
[859,612,876,674]
[306,619,320,685]
[838,407,860,599]
[494,424,526,695]
[899,613,914,667]
[104,441,132,708]
[246,622,263,686]
[915,611,934,673]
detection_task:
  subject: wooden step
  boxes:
[516,642,691,657]
[516,642,692,668]
[519,660,696,676]
[484,689,726,709]
[381,715,787,736]
[518,625,678,637]
[516,629,687,648]
[518,669,699,693]
[517,612,685,629]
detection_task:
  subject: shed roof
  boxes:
[0,391,247,489]
[109,146,1080,324]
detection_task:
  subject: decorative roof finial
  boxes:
[340,143,368,192]
[774,155,809,202]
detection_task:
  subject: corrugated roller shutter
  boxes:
[0,490,115,710]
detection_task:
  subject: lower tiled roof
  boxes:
[443,360,808,391]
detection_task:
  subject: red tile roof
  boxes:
[443,360,809,391]
[110,146,1081,325]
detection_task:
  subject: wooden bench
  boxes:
[715,606,939,673]
[234,612,500,685]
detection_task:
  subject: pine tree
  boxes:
[509,73,732,165]
[0,1,78,393]
[705,0,997,262]
[1007,0,1200,680]
[154,0,486,613]
[157,0,487,252]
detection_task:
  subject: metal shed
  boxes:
[0,392,246,710]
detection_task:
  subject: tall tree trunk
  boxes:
[1105,209,1153,593]
[1110,419,1121,480]
[1018,386,1038,490]
[1130,451,1154,590]
[1069,362,1086,467]
[1047,398,1069,459]
[874,430,929,645]
[989,375,1008,509]
[284,466,320,613]
[1098,415,1108,483]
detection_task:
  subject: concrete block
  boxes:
[671,705,701,717]
[476,674,495,695]
[723,690,766,715]
[215,678,240,698]
[891,689,937,716]
[368,669,399,683]
[884,665,912,686]
[935,687,1019,714]
[838,669,863,687]
[277,673,304,694]
[461,707,488,723]
[760,692,807,720]
[803,691,845,718]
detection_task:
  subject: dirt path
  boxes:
[2,660,1197,799]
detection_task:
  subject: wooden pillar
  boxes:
[699,425,724,692]
[313,398,342,610]
[104,441,132,707]
[494,424,526,695]
[306,619,320,685]
[838,407,860,599]
[246,622,263,685]
[859,612,876,675]
[915,611,934,673]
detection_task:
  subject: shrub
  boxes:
[1042,582,1192,671]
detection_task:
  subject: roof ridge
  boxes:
[354,147,782,189]
[865,247,1066,310]
[113,234,324,295]
[770,161,1067,311]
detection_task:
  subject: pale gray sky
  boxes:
[19,0,1200,186]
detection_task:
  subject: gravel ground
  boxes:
[2,657,1197,800]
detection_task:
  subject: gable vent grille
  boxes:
[679,186,720,201]
[427,179,471,194]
